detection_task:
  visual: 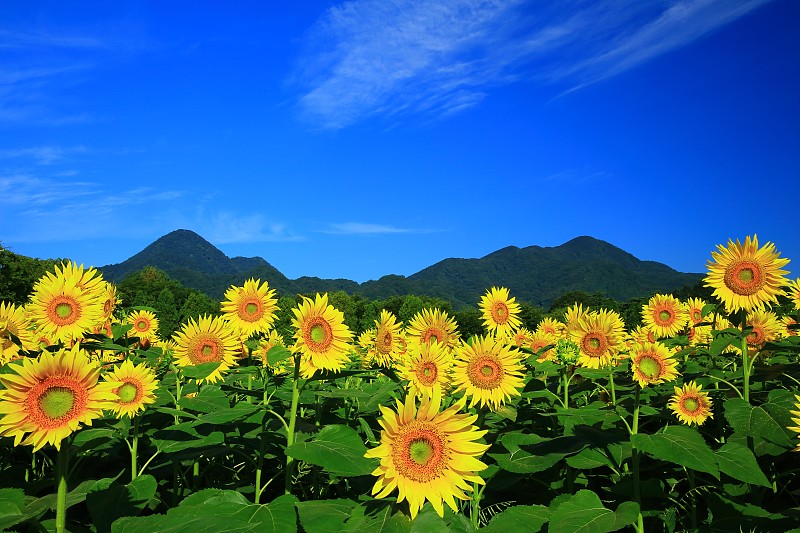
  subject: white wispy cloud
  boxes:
[0,145,90,165]
[200,212,304,243]
[324,222,419,235]
[294,0,776,128]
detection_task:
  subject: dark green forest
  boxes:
[1,244,713,341]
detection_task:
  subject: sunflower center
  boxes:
[39,387,75,419]
[682,397,699,412]
[304,317,334,353]
[47,295,81,327]
[724,261,764,296]
[637,355,662,379]
[491,303,509,324]
[747,327,764,345]
[190,333,222,363]
[118,382,139,404]
[657,310,673,323]
[409,439,434,465]
[422,328,444,345]
[582,333,608,356]
[240,298,263,322]
[392,424,446,483]
[55,303,72,319]
[136,320,149,331]
[416,362,438,386]
[467,355,502,389]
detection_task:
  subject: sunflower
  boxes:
[221,278,278,337]
[745,309,782,349]
[479,287,521,338]
[1,302,35,364]
[627,325,656,348]
[563,303,588,334]
[668,381,713,426]
[398,340,452,400]
[452,335,525,411]
[704,235,790,313]
[536,317,567,339]
[790,395,800,451]
[406,308,460,350]
[126,310,160,341]
[172,315,239,384]
[787,279,800,312]
[370,310,403,368]
[528,331,557,362]
[642,294,688,339]
[291,293,352,373]
[255,330,290,373]
[780,316,798,337]
[512,327,533,348]
[630,342,679,388]
[569,309,626,369]
[365,391,489,519]
[0,344,118,451]
[685,297,709,326]
[104,359,158,418]
[36,262,106,299]
[27,267,103,344]
[97,281,119,327]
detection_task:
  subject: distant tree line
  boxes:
[1,245,714,340]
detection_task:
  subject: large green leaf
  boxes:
[0,488,26,530]
[179,386,230,413]
[549,490,638,533]
[196,403,260,425]
[631,425,719,477]
[724,398,793,447]
[87,475,158,532]
[482,505,549,533]
[489,433,587,474]
[286,424,377,476]
[151,430,225,453]
[715,442,771,487]
[180,362,223,381]
[267,346,294,366]
[295,499,359,533]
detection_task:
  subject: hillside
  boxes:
[99,230,703,307]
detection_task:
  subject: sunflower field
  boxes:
[0,235,799,532]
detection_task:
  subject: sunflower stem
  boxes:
[630,386,643,532]
[686,467,698,530]
[55,443,70,533]
[131,414,139,482]
[254,412,268,503]
[608,365,617,405]
[284,354,302,495]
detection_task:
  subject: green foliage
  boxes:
[0,244,64,305]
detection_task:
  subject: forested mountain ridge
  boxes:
[98,230,703,308]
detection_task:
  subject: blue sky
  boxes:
[1,0,798,284]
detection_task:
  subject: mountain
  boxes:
[99,230,703,308]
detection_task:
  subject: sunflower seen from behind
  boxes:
[173,314,239,384]
[704,235,790,313]
[221,278,278,337]
[630,342,679,388]
[452,334,525,411]
[0,302,35,365]
[479,287,521,339]
[0,344,118,451]
[365,390,489,520]
[291,293,353,373]
[105,359,158,418]
[669,381,713,426]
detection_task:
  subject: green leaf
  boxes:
[715,442,771,487]
[71,427,120,452]
[631,425,719,477]
[111,514,258,533]
[295,499,359,533]
[709,328,744,357]
[152,430,225,453]
[87,475,158,532]
[0,488,26,530]
[196,403,259,425]
[229,495,299,533]
[724,398,793,447]
[286,424,377,476]
[482,505,549,533]
[267,346,294,366]
[549,490,638,533]
[180,361,222,380]
[179,386,230,413]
